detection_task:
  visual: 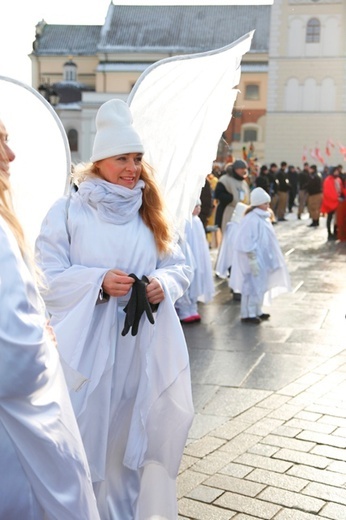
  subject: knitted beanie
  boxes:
[250,187,271,206]
[90,99,144,162]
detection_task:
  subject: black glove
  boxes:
[121,274,155,336]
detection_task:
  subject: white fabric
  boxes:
[230,208,291,306]
[0,217,100,520]
[91,99,144,162]
[35,178,194,519]
[176,215,215,319]
[215,202,247,278]
[128,32,254,237]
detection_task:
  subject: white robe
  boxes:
[176,215,215,319]
[215,220,240,279]
[0,217,100,520]
[230,208,291,304]
[35,180,194,520]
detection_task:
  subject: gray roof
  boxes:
[33,4,270,57]
[33,25,102,55]
[100,5,270,53]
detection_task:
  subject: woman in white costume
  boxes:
[35,99,194,520]
[0,118,100,520]
[230,187,291,325]
[175,199,215,323]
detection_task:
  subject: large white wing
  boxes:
[128,31,254,236]
[0,76,70,249]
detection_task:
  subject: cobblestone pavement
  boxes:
[177,210,346,520]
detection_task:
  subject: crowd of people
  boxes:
[204,158,346,241]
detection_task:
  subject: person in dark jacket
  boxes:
[306,164,323,227]
[276,161,291,221]
[255,164,271,194]
[267,163,279,221]
[287,165,298,213]
[198,177,213,230]
[297,162,310,219]
[214,159,250,233]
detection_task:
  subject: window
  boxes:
[243,129,258,143]
[63,60,77,82]
[306,18,320,43]
[245,84,259,100]
[68,129,78,152]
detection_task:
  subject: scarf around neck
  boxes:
[78,178,145,224]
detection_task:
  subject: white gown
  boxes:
[0,217,100,520]
[176,215,215,319]
[35,178,194,520]
[230,208,291,305]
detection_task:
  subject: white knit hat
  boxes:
[90,99,144,162]
[250,187,271,206]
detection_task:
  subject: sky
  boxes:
[0,0,272,86]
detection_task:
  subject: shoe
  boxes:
[308,222,318,227]
[233,292,241,301]
[258,313,270,320]
[278,218,287,222]
[181,314,201,324]
[241,317,261,325]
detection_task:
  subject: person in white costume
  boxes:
[0,118,100,520]
[35,99,194,520]
[175,200,215,323]
[230,187,291,325]
[215,201,248,280]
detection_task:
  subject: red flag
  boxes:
[338,143,346,155]
[302,146,308,163]
[315,147,325,164]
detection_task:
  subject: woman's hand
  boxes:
[102,269,135,297]
[146,277,165,304]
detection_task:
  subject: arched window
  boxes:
[68,129,78,152]
[64,60,77,82]
[306,18,320,43]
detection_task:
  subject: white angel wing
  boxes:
[128,31,254,236]
[0,76,70,249]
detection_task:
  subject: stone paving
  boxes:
[177,210,346,520]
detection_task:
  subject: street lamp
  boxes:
[38,83,60,106]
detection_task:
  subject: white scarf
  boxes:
[78,178,145,224]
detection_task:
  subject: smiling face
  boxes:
[0,120,15,176]
[95,152,143,189]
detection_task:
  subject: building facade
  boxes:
[30,1,345,168]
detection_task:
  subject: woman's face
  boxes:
[96,152,143,189]
[0,120,15,176]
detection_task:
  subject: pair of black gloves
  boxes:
[121,274,158,336]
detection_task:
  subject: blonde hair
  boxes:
[0,143,26,256]
[72,159,173,254]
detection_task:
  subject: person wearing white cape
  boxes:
[35,99,194,520]
[175,199,215,323]
[0,119,100,520]
[230,187,291,325]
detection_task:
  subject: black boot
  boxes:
[308,220,318,227]
[334,225,338,239]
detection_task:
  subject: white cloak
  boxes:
[35,183,194,519]
[229,208,291,303]
[0,217,100,520]
[176,215,215,318]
